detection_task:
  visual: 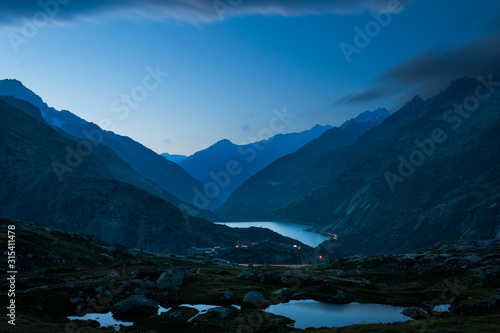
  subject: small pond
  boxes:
[266,300,411,329]
[68,301,412,330]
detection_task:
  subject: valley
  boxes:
[1,2,499,330]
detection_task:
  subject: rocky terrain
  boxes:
[1,217,498,332]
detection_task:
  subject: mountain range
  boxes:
[0,79,220,215]
[0,95,310,254]
[1,77,498,257]
[218,77,500,255]
[178,124,333,205]
[217,108,390,219]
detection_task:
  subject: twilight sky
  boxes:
[1,0,499,155]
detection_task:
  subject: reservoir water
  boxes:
[213,221,328,247]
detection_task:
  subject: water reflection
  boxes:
[214,221,328,247]
[266,300,411,329]
[67,312,133,330]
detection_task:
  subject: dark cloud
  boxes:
[336,87,388,104]
[337,32,500,106]
[0,0,412,28]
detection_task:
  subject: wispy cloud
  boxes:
[0,0,413,29]
[336,32,500,106]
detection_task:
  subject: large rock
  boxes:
[191,307,293,332]
[402,306,428,319]
[111,294,159,317]
[156,268,185,290]
[241,291,267,309]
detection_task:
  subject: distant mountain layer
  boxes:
[179,124,333,205]
[0,98,309,254]
[222,77,500,255]
[161,152,188,163]
[217,108,389,219]
[0,79,220,214]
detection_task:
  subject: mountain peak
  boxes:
[340,108,390,130]
[215,138,234,146]
[354,108,390,123]
[0,79,48,113]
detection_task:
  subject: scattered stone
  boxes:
[456,295,500,315]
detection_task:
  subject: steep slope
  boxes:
[0,99,307,254]
[0,96,213,219]
[217,109,389,219]
[272,78,500,255]
[0,79,217,211]
[179,124,333,203]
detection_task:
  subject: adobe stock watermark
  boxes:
[51,65,168,182]
[7,0,71,54]
[213,0,243,20]
[339,0,405,64]
[190,106,296,210]
[384,74,499,192]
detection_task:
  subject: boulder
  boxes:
[156,268,185,290]
[402,306,427,319]
[111,294,159,317]
[192,308,293,332]
[241,291,266,309]
[166,306,199,321]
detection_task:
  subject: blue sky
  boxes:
[1,0,499,155]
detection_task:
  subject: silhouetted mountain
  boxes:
[179,124,333,204]
[0,98,308,254]
[217,109,389,219]
[161,152,188,163]
[0,79,219,213]
[226,77,499,255]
